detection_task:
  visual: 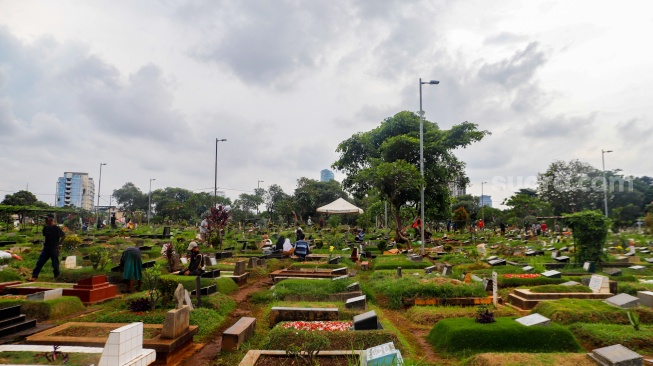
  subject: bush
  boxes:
[570,323,653,353]
[20,296,85,321]
[533,299,653,325]
[61,235,82,252]
[128,298,152,312]
[427,317,582,356]
[157,277,179,308]
[262,327,400,351]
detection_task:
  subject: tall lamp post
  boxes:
[148,178,156,226]
[481,181,488,223]
[602,149,613,217]
[215,138,227,207]
[419,78,439,255]
[257,180,264,215]
[96,163,107,229]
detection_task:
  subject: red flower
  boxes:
[503,274,540,279]
[280,321,352,332]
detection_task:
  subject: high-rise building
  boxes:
[56,172,95,210]
[479,195,492,208]
[448,181,466,197]
[320,169,334,182]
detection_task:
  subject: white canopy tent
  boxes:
[316,198,363,214]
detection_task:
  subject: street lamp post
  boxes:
[419,78,439,256]
[215,138,227,207]
[148,178,156,226]
[602,149,613,217]
[96,163,107,229]
[481,181,488,223]
[257,180,264,215]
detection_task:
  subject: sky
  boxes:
[0,0,651,210]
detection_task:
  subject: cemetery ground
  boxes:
[0,224,652,365]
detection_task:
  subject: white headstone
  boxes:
[26,288,63,301]
[183,289,194,310]
[588,275,610,294]
[209,257,217,266]
[589,344,643,366]
[541,270,561,278]
[64,256,79,269]
[98,322,156,366]
[180,257,188,265]
[605,293,640,309]
[492,271,498,307]
[629,265,645,270]
[515,313,551,326]
[630,245,636,255]
[637,291,653,308]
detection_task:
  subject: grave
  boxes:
[554,256,570,263]
[559,246,569,252]
[353,310,382,330]
[605,293,640,309]
[161,305,190,339]
[25,288,63,302]
[0,305,36,337]
[269,307,339,327]
[522,266,534,272]
[615,256,629,263]
[515,313,551,326]
[486,256,498,261]
[98,322,156,366]
[584,261,596,273]
[345,295,367,310]
[332,267,348,275]
[541,270,561,278]
[637,291,653,308]
[424,265,436,274]
[222,317,256,351]
[6,276,117,305]
[200,269,221,279]
[409,254,422,262]
[604,268,623,277]
[209,257,217,266]
[629,265,646,271]
[332,275,349,281]
[247,257,258,269]
[215,251,233,259]
[328,256,341,264]
[645,258,653,263]
[365,342,404,366]
[142,260,156,269]
[64,256,82,269]
[488,259,506,266]
[190,284,217,296]
[327,291,364,302]
[587,344,643,366]
[346,282,361,292]
[551,251,560,259]
[508,288,613,310]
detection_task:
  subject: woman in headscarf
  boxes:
[282,238,294,256]
[275,235,285,251]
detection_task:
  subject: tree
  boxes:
[565,210,610,266]
[264,184,292,223]
[502,193,552,228]
[453,206,469,232]
[333,111,489,240]
[452,194,480,221]
[292,178,348,224]
[2,190,39,206]
[151,187,195,222]
[112,183,147,215]
[537,160,603,215]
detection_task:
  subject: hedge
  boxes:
[373,256,431,270]
[20,296,85,321]
[427,317,582,355]
[533,299,653,325]
[405,305,519,325]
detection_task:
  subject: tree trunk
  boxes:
[390,204,410,243]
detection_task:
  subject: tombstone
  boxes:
[163,226,171,237]
[605,293,639,309]
[332,275,349,281]
[180,257,188,265]
[174,284,185,309]
[588,344,643,366]
[559,246,569,252]
[162,305,190,339]
[0,305,36,336]
[629,265,645,271]
[554,256,570,263]
[247,257,258,269]
[345,295,367,310]
[515,313,551,326]
[365,342,404,366]
[637,291,653,308]
[630,245,637,255]
[209,257,217,266]
[25,288,63,302]
[346,282,361,292]
[98,322,156,366]
[476,244,487,258]
[328,256,341,264]
[183,290,194,310]
[353,310,381,330]
[396,267,402,278]
[442,266,451,276]
[522,265,534,272]
[64,256,81,269]
[615,255,629,263]
[525,250,537,256]
[482,278,493,292]
[604,268,622,277]
[258,258,266,267]
[424,265,436,274]
[541,270,561,278]
[234,261,247,276]
[409,254,422,262]
[645,258,653,263]
[487,256,498,261]
[551,250,560,259]
[488,259,506,266]
[583,261,596,273]
[560,281,581,286]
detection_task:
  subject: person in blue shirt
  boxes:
[294,239,310,260]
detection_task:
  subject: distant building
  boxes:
[479,195,492,208]
[448,181,466,197]
[320,169,334,182]
[56,172,95,210]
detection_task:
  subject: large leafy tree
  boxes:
[537,160,603,215]
[333,111,488,241]
[502,193,552,228]
[264,184,292,223]
[112,183,148,215]
[292,178,348,223]
[2,190,40,206]
[151,187,195,222]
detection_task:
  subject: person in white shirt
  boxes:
[200,216,209,242]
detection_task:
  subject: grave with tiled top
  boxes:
[98,322,155,366]
[6,275,117,305]
[508,275,613,311]
[605,293,640,309]
[587,344,643,366]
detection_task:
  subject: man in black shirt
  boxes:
[177,242,204,276]
[28,214,65,281]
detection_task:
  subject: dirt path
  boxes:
[381,309,457,366]
[176,275,273,366]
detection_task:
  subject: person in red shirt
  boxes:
[541,222,547,235]
[477,219,484,231]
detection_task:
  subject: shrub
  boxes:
[497,276,566,288]
[427,317,582,355]
[565,210,609,265]
[143,263,162,311]
[377,241,387,252]
[128,298,152,312]
[533,299,653,325]
[89,248,110,270]
[61,235,82,252]
[157,277,179,308]
[20,296,85,321]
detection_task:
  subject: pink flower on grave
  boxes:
[281,321,352,332]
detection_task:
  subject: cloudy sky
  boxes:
[1,0,651,209]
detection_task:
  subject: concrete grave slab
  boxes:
[98,322,156,366]
[588,344,642,366]
[541,270,561,278]
[515,313,551,326]
[605,293,640,309]
[637,291,653,308]
[25,288,63,302]
[345,295,367,310]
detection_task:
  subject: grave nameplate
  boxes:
[559,246,569,252]
[353,310,380,330]
[332,275,349,281]
[365,342,404,366]
[488,259,506,266]
[583,261,596,272]
[515,313,551,326]
[629,265,645,271]
[487,256,498,261]
[424,265,436,274]
[589,275,610,294]
[637,291,653,308]
[522,265,534,272]
[234,261,247,276]
[64,256,80,269]
[605,293,640,309]
[604,268,623,277]
[615,256,629,262]
[588,344,643,366]
[346,282,361,292]
[554,256,570,262]
[25,288,63,302]
[345,295,366,310]
[551,250,560,259]
[209,257,217,266]
[541,270,561,278]
[180,257,188,265]
[645,258,653,263]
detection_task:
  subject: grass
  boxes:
[405,305,519,325]
[497,276,567,288]
[20,296,85,321]
[463,353,599,366]
[373,255,432,270]
[427,317,583,356]
[0,351,101,365]
[261,327,400,351]
[529,285,592,293]
[570,323,653,353]
[532,298,653,325]
[272,278,352,301]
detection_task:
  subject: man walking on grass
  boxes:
[28,214,65,282]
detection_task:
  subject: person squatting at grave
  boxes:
[282,238,295,256]
[28,214,65,282]
[296,227,305,241]
[120,247,142,292]
[177,242,204,276]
